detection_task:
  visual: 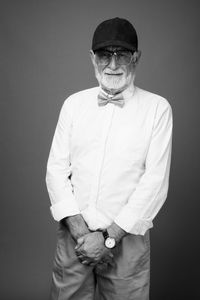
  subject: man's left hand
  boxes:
[75,232,113,266]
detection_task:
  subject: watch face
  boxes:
[105,237,116,249]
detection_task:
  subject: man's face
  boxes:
[91,46,140,93]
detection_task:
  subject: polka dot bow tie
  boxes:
[98,90,125,107]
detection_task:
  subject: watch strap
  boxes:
[102,229,109,240]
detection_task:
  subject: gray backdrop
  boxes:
[1,1,200,299]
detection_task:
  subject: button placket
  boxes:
[88,104,115,213]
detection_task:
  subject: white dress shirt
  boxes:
[46,85,173,235]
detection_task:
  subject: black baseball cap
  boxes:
[92,17,138,52]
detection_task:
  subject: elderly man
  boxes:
[46,17,173,300]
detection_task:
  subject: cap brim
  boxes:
[92,40,136,51]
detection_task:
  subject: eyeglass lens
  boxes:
[95,50,133,66]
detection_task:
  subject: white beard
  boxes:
[95,67,135,94]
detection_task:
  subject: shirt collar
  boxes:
[99,84,135,101]
[121,84,135,100]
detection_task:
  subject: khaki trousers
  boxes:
[50,223,150,300]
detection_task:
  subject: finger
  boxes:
[75,237,85,250]
[107,259,116,267]
[81,260,91,265]
[88,262,97,267]
[75,247,84,255]
[76,254,84,261]
[105,255,114,262]
[108,252,114,258]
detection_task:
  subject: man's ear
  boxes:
[89,50,96,66]
[133,50,142,65]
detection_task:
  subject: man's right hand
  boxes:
[75,231,114,267]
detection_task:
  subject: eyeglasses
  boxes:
[94,49,135,66]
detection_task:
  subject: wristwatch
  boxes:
[102,229,116,249]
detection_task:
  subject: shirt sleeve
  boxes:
[46,98,80,221]
[114,100,173,235]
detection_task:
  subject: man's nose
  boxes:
[108,55,118,69]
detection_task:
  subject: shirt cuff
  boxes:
[50,200,80,221]
[114,206,153,235]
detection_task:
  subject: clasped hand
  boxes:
[75,231,114,267]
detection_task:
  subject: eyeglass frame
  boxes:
[92,48,137,66]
